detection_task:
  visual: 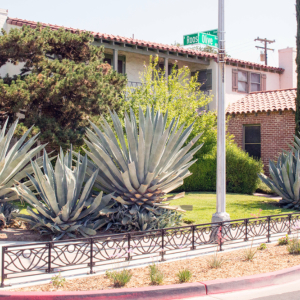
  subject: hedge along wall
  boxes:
[177,142,264,194]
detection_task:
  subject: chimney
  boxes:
[278,47,297,89]
[0,8,8,33]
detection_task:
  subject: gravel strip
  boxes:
[11,243,300,292]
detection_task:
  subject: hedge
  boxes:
[177,142,264,194]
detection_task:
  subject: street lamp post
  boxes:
[212,0,230,223]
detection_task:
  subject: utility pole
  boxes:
[212,0,230,223]
[254,37,275,66]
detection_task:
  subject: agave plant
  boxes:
[0,118,45,202]
[0,202,16,229]
[15,149,115,240]
[259,151,300,209]
[105,204,182,232]
[83,106,203,209]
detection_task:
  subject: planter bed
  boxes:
[10,243,300,292]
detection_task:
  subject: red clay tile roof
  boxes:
[6,17,284,73]
[226,88,296,115]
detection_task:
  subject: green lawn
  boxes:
[14,192,298,225]
[171,192,297,224]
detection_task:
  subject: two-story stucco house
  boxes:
[0,8,296,113]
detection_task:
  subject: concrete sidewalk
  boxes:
[181,278,300,299]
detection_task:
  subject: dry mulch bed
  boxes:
[11,243,300,292]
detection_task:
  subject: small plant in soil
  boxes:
[243,247,257,261]
[149,263,164,285]
[51,272,66,288]
[177,268,192,283]
[258,243,267,250]
[287,238,300,255]
[106,269,132,287]
[205,252,225,269]
[278,234,290,245]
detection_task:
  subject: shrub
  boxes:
[258,243,267,250]
[106,269,132,287]
[149,263,164,285]
[183,217,195,225]
[278,234,290,245]
[205,253,225,269]
[177,269,192,283]
[178,142,263,194]
[51,272,66,288]
[243,247,257,261]
[287,238,300,254]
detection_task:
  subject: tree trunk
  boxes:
[296,0,300,136]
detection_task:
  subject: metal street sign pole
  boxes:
[212,0,230,223]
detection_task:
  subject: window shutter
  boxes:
[206,69,212,90]
[261,74,267,91]
[247,71,251,93]
[232,69,238,92]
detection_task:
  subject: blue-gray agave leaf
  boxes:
[84,106,203,210]
[15,148,114,240]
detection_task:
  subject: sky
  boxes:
[1,0,297,67]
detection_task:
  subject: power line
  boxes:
[254,37,275,66]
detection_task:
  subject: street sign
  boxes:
[198,32,218,47]
[183,32,218,47]
[183,33,199,46]
[201,29,218,36]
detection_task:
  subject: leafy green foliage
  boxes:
[0,24,126,151]
[15,149,114,240]
[51,272,66,288]
[106,204,182,232]
[106,269,132,287]
[259,151,300,209]
[257,243,267,250]
[287,238,300,254]
[278,234,290,245]
[149,263,164,285]
[0,118,45,202]
[84,106,202,209]
[177,269,192,283]
[178,142,263,194]
[123,56,217,156]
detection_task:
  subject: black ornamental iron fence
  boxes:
[2,211,300,287]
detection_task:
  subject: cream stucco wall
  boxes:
[279,47,297,89]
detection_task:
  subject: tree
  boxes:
[296,0,300,136]
[123,56,217,156]
[0,24,127,150]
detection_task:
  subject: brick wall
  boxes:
[226,110,295,174]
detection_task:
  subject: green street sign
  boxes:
[183,33,199,46]
[183,32,218,48]
[201,29,218,36]
[198,32,218,47]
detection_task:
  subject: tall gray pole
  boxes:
[212,0,230,223]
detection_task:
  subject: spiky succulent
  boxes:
[259,151,300,209]
[84,106,203,209]
[106,204,182,232]
[15,149,114,240]
[0,118,45,202]
[0,202,16,229]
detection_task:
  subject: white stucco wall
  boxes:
[279,47,297,89]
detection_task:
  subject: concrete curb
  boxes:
[0,282,207,300]
[1,265,300,299]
